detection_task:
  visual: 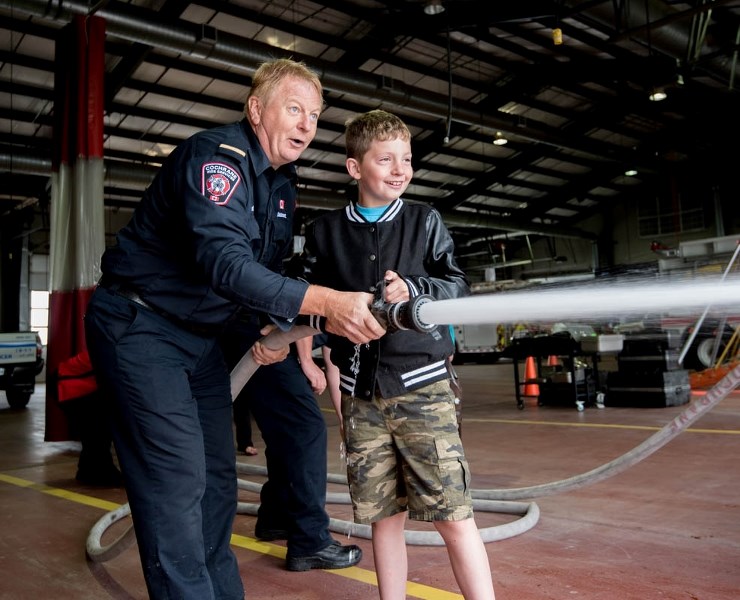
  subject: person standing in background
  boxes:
[220,324,363,572]
[233,388,259,456]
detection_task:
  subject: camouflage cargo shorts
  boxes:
[341,380,473,524]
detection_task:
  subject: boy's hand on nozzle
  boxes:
[382,270,410,304]
[324,290,386,344]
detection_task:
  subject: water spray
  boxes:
[380,277,740,330]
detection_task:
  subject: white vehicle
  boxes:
[452,322,510,364]
[0,331,45,408]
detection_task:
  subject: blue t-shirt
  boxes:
[355,203,389,223]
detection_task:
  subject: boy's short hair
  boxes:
[245,58,323,110]
[345,109,411,160]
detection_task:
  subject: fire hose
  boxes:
[87,277,740,560]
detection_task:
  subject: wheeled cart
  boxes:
[509,335,604,411]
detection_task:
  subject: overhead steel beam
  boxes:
[0,0,651,166]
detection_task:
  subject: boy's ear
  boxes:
[346,157,361,180]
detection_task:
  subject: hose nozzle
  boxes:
[370,294,436,333]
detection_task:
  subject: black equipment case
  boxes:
[605,369,691,407]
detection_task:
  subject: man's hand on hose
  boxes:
[323,290,386,344]
[251,324,290,366]
[301,286,386,344]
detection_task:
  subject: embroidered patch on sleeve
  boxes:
[202,162,240,205]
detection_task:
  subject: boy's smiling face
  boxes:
[346,137,413,208]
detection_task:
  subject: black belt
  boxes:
[98,277,223,336]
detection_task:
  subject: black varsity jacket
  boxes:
[296,198,470,399]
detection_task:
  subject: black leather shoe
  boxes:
[286,541,362,572]
[254,523,289,541]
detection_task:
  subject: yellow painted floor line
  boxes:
[463,417,740,435]
[322,407,740,435]
[0,472,121,511]
[0,472,463,600]
[230,534,462,599]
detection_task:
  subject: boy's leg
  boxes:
[371,512,408,600]
[434,518,496,600]
[375,380,491,597]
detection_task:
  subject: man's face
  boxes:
[248,76,322,168]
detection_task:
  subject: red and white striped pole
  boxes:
[45,15,106,441]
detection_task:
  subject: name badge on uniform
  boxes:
[202,162,240,205]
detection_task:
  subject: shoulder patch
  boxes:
[202,162,240,205]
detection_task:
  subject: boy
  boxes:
[296,110,495,599]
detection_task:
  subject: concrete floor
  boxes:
[1,360,739,600]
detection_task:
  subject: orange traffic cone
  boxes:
[523,356,539,397]
[547,355,559,367]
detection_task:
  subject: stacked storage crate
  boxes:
[605,330,691,407]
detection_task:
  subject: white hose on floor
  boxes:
[86,502,137,562]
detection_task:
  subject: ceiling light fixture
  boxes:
[649,88,667,102]
[493,131,508,146]
[643,4,668,104]
[424,0,445,16]
[624,168,638,177]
